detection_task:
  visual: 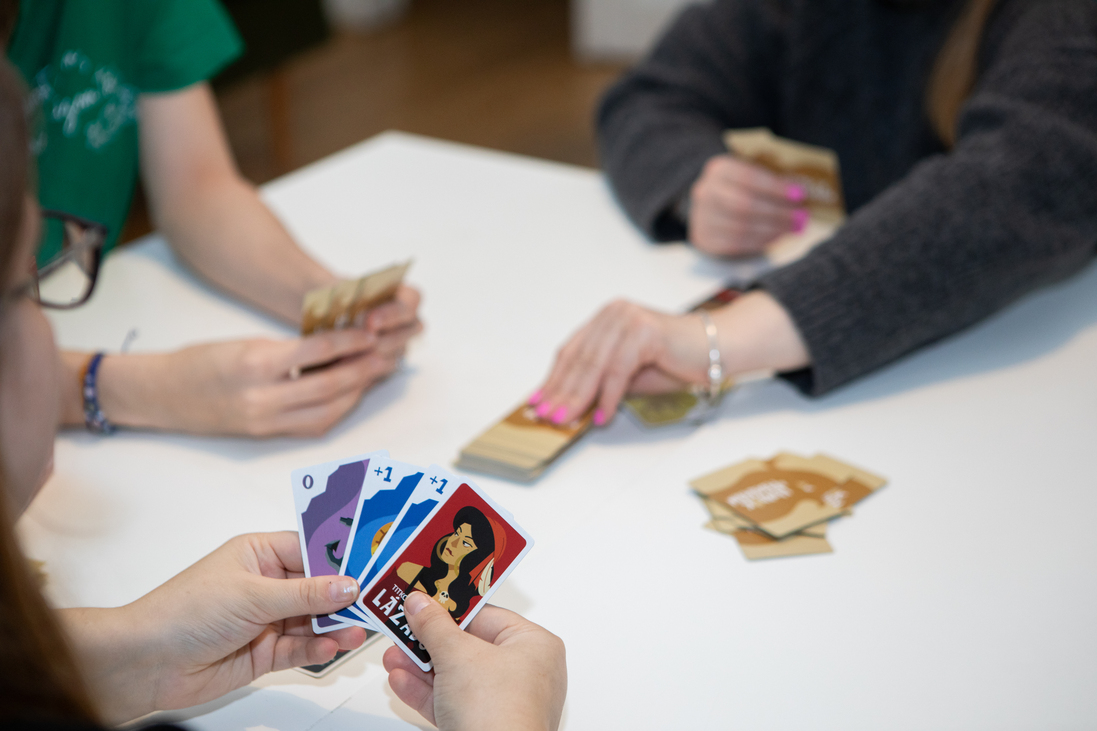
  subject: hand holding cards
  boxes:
[692,452,886,559]
[724,128,846,267]
[293,453,532,671]
[301,260,412,336]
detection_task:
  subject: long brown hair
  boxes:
[0,57,99,724]
[926,0,1001,147]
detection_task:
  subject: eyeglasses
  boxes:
[31,210,107,309]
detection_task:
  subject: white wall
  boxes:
[571,0,697,61]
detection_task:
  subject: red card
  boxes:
[358,481,533,670]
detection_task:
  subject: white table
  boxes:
[22,132,1097,730]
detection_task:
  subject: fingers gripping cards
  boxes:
[292,455,532,672]
[724,128,845,223]
[301,260,411,336]
[357,478,532,671]
[691,452,886,559]
[724,128,846,267]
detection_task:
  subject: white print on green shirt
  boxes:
[29,49,137,153]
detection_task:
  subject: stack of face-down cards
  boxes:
[301,260,411,336]
[292,452,532,671]
[455,404,595,483]
[690,452,886,560]
[723,128,847,273]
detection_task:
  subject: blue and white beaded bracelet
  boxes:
[82,352,116,434]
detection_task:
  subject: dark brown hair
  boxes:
[0,57,99,724]
[0,0,19,50]
[926,0,1001,147]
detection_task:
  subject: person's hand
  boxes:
[363,284,423,363]
[95,327,409,437]
[531,300,711,426]
[383,593,566,731]
[530,291,812,425]
[66,532,367,724]
[688,154,808,257]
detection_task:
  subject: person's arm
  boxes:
[531,291,807,425]
[756,0,1097,395]
[596,0,787,241]
[60,533,366,726]
[536,0,1097,418]
[56,81,423,437]
[56,329,406,437]
[137,82,332,323]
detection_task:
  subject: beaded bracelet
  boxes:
[82,352,116,434]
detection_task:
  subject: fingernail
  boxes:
[528,389,543,405]
[792,209,809,233]
[551,406,569,424]
[329,577,359,603]
[786,184,806,203]
[404,591,430,617]
[594,409,606,426]
[536,402,552,418]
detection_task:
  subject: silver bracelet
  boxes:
[695,310,726,421]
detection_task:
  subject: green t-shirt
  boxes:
[7,0,243,266]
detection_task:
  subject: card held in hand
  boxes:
[291,450,386,633]
[300,260,412,336]
[358,480,532,671]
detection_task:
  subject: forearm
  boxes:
[138,84,336,326]
[158,175,336,325]
[59,606,159,725]
[712,290,810,377]
[60,350,179,431]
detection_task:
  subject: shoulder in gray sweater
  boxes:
[597,0,1097,394]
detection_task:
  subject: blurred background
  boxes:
[122,0,694,242]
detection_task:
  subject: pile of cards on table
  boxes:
[292,452,532,670]
[301,260,411,335]
[691,452,886,560]
[456,404,594,482]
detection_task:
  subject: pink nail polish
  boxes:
[528,389,543,405]
[536,402,552,418]
[594,409,606,426]
[786,184,806,203]
[792,209,809,233]
[551,406,568,424]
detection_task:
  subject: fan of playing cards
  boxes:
[292,453,532,671]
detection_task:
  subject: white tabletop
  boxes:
[21,131,1097,730]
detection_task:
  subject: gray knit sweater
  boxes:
[597,0,1097,395]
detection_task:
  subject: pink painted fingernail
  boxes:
[792,208,809,233]
[786,184,806,203]
[594,409,606,426]
[528,389,543,405]
[536,402,552,418]
[551,406,569,424]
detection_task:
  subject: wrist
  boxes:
[95,352,176,430]
[711,290,811,375]
[59,605,160,725]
